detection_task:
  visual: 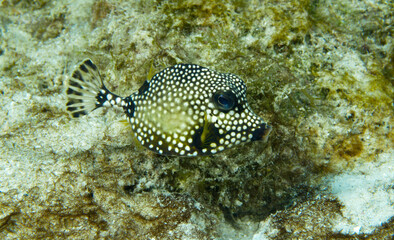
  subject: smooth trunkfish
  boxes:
[66,59,271,156]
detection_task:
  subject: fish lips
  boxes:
[251,123,272,142]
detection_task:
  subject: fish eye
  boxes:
[213,90,236,112]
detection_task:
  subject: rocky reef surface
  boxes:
[0,0,393,239]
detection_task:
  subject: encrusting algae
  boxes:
[66,59,271,156]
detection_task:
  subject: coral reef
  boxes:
[0,0,392,239]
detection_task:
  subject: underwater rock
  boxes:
[0,0,392,239]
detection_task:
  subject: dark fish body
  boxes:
[66,59,271,156]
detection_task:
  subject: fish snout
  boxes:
[251,123,272,142]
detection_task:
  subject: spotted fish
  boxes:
[66,59,271,156]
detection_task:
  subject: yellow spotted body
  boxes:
[66,59,271,156]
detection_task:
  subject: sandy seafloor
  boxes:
[0,0,393,239]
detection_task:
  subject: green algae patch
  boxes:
[328,134,364,167]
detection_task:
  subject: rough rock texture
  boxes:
[0,0,393,239]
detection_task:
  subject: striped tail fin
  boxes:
[66,59,109,117]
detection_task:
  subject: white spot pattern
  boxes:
[97,63,269,156]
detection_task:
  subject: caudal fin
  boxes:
[66,59,107,117]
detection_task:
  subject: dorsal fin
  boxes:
[138,80,150,95]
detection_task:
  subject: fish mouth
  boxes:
[251,123,272,142]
